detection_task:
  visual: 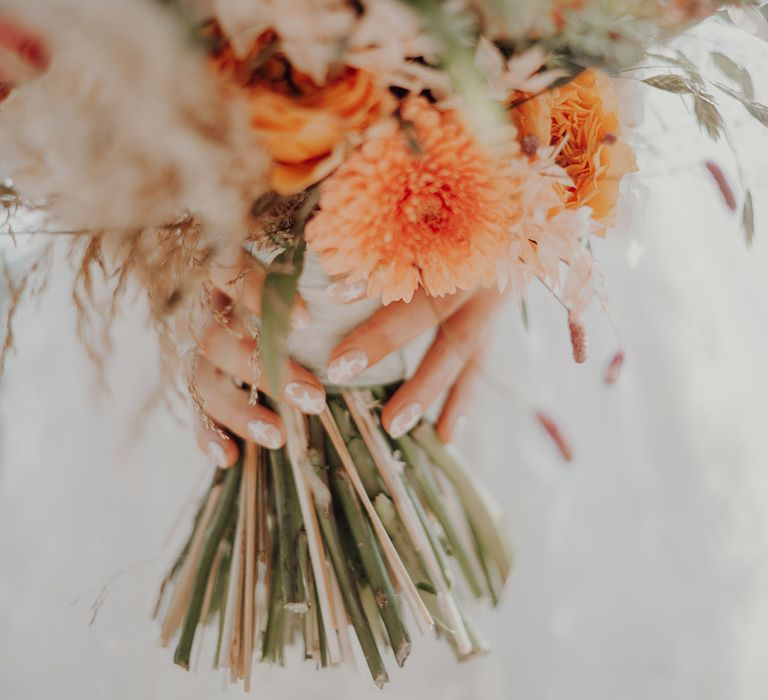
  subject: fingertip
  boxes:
[284,380,325,415]
[207,438,239,468]
[246,417,285,450]
[436,414,466,444]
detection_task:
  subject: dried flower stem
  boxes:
[268,448,307,612]
[310,449,389,686]
[342,390,471,656]
[174,464,241,669]
[161,480,224,646]
[412,423,512,587]
[283,406,342,664]
[397,434,486,599]
[319,405,433,633]
[241,442,258,690]
[330,463,412,667]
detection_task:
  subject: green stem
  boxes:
[329,399,386,497]
[174,464,242,669]
[269,449,305,610]
[397,434,486,598]
[261,541,285,664]
[310,451,389,687]
[412,423,513,588]
[331,466,411,667]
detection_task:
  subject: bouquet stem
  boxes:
[156,385,511,687]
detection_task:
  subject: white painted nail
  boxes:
[208,441,228,466]
[327,349,368,385]
[284,381,325,415]
[388,402,423,439]
[247,420,283,449]
[327,279,367,304]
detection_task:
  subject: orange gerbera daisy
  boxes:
[548,69,637,225]
[305,96,527,304]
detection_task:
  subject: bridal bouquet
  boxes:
[1,0,766,689]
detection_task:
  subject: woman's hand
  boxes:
[189,251,325,467]
[189,253,504,466]
[326,281,503,442]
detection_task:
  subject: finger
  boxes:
[381,289,503,438]
[327,289,471,384]
[200,314,325,414]
[208,249,309,328]
[435,348,486,443]
[194,356,285,449]
[192,411,239,468]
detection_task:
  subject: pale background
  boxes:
[3,23,768,700]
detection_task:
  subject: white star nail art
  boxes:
[389,403,423,439]
[208,441,227,466]
[285,382,325,414]
[327,350,368,384]
[328,280,367,304]
[247,420,283,449]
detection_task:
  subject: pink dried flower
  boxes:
[604,351,625,385]
[568,313,587,364]
[536,412,573,462]
[705,161,737,211]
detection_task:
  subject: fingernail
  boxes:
[327,349,368,385]
[284,381,325,415]
[208,441,228,467]
[292,305,310,330]
[247,419,283,449]
[388,402,423,439]
[328,279,367,304]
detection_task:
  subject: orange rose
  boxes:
[248,65,391,195]
[548,69,637,225]
[207,21,392,196]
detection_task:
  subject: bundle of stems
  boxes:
[155,385,512,688]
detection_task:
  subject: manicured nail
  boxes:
[328,279,367,304]
[327,349,368,384]
[247,419,283,449]
[388,402,423,439]
[284,381,325,415]
[208,441,228,467]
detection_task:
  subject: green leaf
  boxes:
[260,190,318,394]
[693,94,724,141]
[742,190,755,247]
[712,51,755,99]
[643,74,695,94]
